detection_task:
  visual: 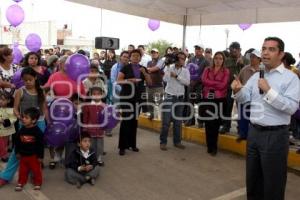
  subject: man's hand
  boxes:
[170,72,177,78]
[258,78,271,93]
[79,165,86,172]
[140,67,146,74]
[231,76,243,94]
[85,165,93,172]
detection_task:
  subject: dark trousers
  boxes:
[184,82,202,125]
[221,87,234,129]
[18,155,42,186]
[202,98,225,152]
[246,125,289,200]
[118,101,139,150]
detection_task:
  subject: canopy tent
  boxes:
[66,0,300,25]
[65,0,300,48]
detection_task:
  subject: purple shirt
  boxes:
[132,64,141,79]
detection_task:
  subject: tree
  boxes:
[147,40,173,56]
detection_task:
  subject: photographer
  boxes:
[160,52,190,151]
[201,52,229,156]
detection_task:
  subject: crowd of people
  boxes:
[0,37,299,199]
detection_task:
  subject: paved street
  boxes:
[1,127,300,200]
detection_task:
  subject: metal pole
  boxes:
[182,8,188,50]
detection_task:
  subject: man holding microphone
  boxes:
[232,37,300,200]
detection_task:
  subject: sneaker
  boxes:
[0,179,8,187]
[76,181,82,189]
[210,150,217,156]
[119,149,125,156]
[49,161,56,169]
[97,161,105,166]
[131,147,139,152]
[160,144,167,151]
[15,184,23,191]
[219,126,230,134]
[174,143,186,149]
[85,176,91,181]
[33,185,41,190]
[148,113,154,120]
[105,132,113,137]
[90,178,95,185]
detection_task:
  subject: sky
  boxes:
[1,0,300,61]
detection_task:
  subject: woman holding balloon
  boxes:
[117,49,152,155]
[43,55,86,98]
[0,67,48,187]
[22,52,50,86]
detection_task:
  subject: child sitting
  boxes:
[65,132,100,188]
[15,107,44,191]
[0,91,16,162]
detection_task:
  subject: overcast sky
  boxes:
[1,0,300,61]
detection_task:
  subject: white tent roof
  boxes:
[66,0,300,25]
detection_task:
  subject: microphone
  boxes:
[259,63,265,94]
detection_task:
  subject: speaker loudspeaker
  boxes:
[95,37,120,50]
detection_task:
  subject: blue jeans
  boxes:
[0,120,46,182]
[237,103,250,139]
[160,94,184,144]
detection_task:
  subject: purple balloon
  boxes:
[45,122,67,147]
[11,68,24,89]
[13,0,23,2]
[66,120,80,142]
[148,19,160,31]
[25,33,42,52]
[238,23,252,31]
[12,46,23,64]
[98,105,120,130]
[50,98,75,126]
[65,54,90,82]
[5,4,25,27]
[187,63,200,81]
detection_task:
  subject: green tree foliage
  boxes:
[147,40,173,57]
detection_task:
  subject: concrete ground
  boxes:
[0,127,300,200]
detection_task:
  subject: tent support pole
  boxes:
[182,9,188,50]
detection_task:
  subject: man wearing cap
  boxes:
[236,49,261,141]
[146,48,165,120]
[204,48,213,66]
[220,42,250,134]
[184,44,210,127]
[232,37,300,200]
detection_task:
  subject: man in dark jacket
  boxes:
[65,132,100,188]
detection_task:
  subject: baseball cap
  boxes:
[151,48,159,53]
[194,44,205,50]
[250,49,261,58]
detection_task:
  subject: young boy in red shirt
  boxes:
[15,107,44,191]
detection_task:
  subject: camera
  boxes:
[164,53,179,66]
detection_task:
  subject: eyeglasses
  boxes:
[178,57,186,60]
